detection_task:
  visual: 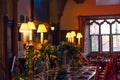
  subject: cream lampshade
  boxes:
[19,23,30,43]
[19,23,30,32]
[71,31,76,43]
[37,24,47,44]
[76,32,83,45]
[28,21,36,40]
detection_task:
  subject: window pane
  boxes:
[101,22,110,34]
[102,35,109,51]
[112,22,120,34]
[106,19,115,23]
[90,23,99,35]
[89,18,120,52]
[91,36,99,51]
[90,20,93,23]
[118,19,120,22]
[96,20,104,24]
[113,35,120,51]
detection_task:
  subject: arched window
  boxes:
[88,16,120,53]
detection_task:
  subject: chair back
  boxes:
[94,64,100,80]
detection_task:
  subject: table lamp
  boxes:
[28,21,36,41]
[37,24,47,44]
[71,31,76,43]
[66,32,71,42]
[19,23,30,44]
[76,32,83,45]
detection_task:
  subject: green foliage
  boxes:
[24,45,41,74]
[24,43,57,74]
[13,75,26,80]
[57,41,80,58]
[39,43,57,61]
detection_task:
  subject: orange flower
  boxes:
[20,77,24,80]
[34,42,42,49]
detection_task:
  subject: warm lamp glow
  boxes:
[37,24,47,44]
[19,23,30,43]
[51,27,55,31]
[71,31,76,36]
[66,32,71,42]
[37,24,47,32]
[28,22,36,40]
[66,32,71,38]
[28,22,36,30]
[76,32,83,45]
[76,33,83,38]
[19,23,30,32]
[71,31,76,43]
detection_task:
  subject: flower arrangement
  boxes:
[14,41,82,79]
[23,45,40,74]
[24,42,57,74]
[56,41,80,67]
[39,42,57,61]
[57,41,80,58]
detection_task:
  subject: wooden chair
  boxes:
[94,54,118,80]
[103,54,117,80]
[117,54,120,79]
[94,64,100,80]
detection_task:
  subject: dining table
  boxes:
[34,65,97,80]
[89,58,110,69]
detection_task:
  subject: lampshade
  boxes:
[19,23,30,32]
[71,31,76,37]
[27,22,36,41]
[66,32,71,38]
[27,21,36,30]
[37,24,47,33]
[76,33,83,38]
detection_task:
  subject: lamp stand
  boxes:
[78,38,80,45]
[71,37,74,43]
[29,30,32,41]
[23,32,27,44]
[41,32,44,44]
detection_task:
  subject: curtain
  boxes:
[78,16,90,55]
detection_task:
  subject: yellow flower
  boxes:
[20,77,24,80]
